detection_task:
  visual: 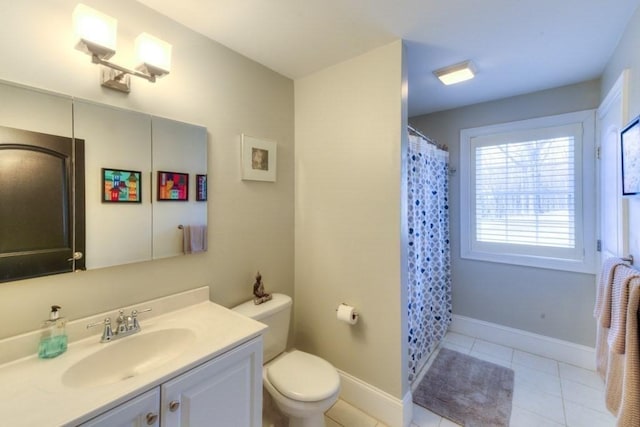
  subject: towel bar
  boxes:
[622,255,634,265]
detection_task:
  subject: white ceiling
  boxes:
[136,0,640,116]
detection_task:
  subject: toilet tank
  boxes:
[232,293,292,363]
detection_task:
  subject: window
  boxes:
[460,111,596,273]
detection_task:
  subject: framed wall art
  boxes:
[621,115,640,196]
[102,168,142,203]
[241,134,277,182]
[157,171,189,201]
[196,174,207,201]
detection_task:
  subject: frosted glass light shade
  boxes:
[135,33,172,77]
[434,61,476,85]
[72,4,117,60]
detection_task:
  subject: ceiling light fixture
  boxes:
[72,4,172,93]
[433,60,476,85]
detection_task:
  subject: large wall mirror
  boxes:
[0,81,208,282]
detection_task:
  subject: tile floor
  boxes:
[321,331,617,427]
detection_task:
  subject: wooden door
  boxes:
[0,125,85,282]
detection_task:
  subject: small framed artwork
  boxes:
[157,171,189,201]
[196,174,207,201]
[241,134,277,182]
[621,115,640,196]
[102,168,142,203]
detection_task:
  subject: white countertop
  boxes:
[0,290,266,426]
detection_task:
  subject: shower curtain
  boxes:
[407,132,452,384]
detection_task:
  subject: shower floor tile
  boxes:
[441,331,474,351]
[471,339,514,363]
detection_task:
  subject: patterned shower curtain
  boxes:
[407,132,452,383]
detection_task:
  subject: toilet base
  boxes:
[263,365,339,427]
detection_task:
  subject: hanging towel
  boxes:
[602,268,640,426]
[594,257,626,326]
[183,225,208,254]
[593,257,625,381]
[596,318,610,379]
[608,266,640,354]
[594,258,626,378]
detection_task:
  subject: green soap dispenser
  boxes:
[38,305,68,359]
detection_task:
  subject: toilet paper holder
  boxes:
[336,303,359,324]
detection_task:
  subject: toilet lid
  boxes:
[266,350,340,402]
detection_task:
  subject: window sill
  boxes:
[460,249,596,275]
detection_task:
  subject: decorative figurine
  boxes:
[253,271,272,305]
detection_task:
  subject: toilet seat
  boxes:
[266,350,340,402]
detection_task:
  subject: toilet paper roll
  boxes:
[337,304,358,325]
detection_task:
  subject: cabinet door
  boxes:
[151,116,207,259]
[0,126,83,281]
[0,82,85,281]
[80,388,160,427]
[74,100,153,269]
[161,338,262,427]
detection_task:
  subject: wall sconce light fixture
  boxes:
[433,60,476,86]
[73,4,172,93]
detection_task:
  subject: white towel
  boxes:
[595,257,626,327]
[183,225,208,254]
[608,266,640,354]
[594,258,626,379]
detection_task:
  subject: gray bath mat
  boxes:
[413,348,514,427]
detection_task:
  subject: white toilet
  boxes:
[232,293,340,427]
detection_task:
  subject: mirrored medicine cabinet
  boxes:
[0,81,208,283]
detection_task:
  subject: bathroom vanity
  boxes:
[0,287,266,426]
[80,338,261,426]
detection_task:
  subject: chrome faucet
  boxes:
[87,308,152,342]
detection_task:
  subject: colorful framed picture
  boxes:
[196,174,207,201]
[241,134,277,182]
[157,171,189,201]
[102,168,142,203]
[621,115,640,196]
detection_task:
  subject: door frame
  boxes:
[596,70,630,272]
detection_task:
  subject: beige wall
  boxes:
[0,0,294,339]
[294,41,407,398]
[602,5,640,267]
[410,80,602,346]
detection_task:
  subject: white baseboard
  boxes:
[449,315,596,370]
[337,369,413,427]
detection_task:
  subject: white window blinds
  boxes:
[474,136,575,249]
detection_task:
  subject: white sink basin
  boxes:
[62,328,196,388]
